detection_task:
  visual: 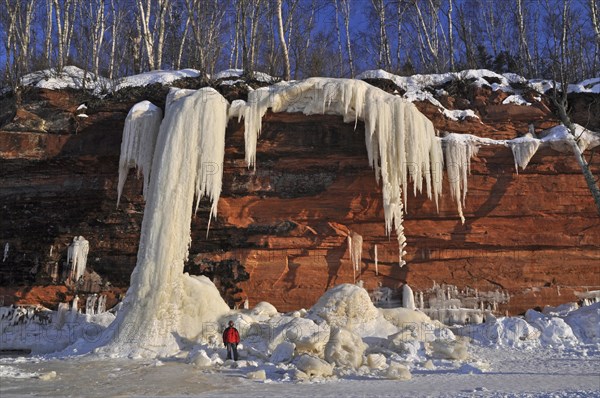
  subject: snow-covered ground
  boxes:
[1,345,598,397]
[1,287,598,397]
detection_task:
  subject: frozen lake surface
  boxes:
[1,345,598,397]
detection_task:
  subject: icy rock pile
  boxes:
[0,303,115,355]
[455,301,600,348]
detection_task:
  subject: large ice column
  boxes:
[98,88,231,358]
[117,100,163,206]
[240,78,443,265]
[443,134,479,224]
[67,236,89,282]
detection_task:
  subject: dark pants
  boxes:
[225,342,238,361]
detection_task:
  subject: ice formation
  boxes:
[98,88,230,357]
[374,244,378,275]
[104,76,600,360]
[66,236,89,283]
[71,295,79,311]
[402,284,416,310]
[443,134,479,224]
[238,78,443,265]
[508,135,540,173]
[348,232,363,273]
[117,101,163,206]
[86,294,98,315]
[2,242,8,262]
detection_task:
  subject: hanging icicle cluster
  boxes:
[67,236,89,283]
[117,101,163,206]
[443,134,480,224]
[238,78,443,265]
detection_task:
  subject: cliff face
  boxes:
[0,81,598,314]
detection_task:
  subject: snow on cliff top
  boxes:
[213,68,276,83]
[357,68,599,95]
[115,68,202,90]
[13,66,599,103]
[20,66,111,96]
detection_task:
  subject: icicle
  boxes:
[67,236,89,282]
[97,295,106,313]
[2,243,8,262]
[443,133,479,224]
[86,294,97,315]
[402,283,415,310]
[374,244,379,276]
[72,295,79,312]
[349,232,363,272]
[117,100,163,206]
[508,137,540,173]
[49,245,53,257]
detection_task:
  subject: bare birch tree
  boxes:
[546,0,600,214]
[53,0,79,71]
[371,0,391,70]
[340,0,354,77]
[276,0,291,80]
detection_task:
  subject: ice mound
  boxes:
[179,275,231,343]
[525,309,577,347]
[385,362,412,380]
[268,316,330,354]
[457,316,540,347]
[308,283,396,337]
[564,302,600,344]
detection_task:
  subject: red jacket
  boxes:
[223,326,240,344]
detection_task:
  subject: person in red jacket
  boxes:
[222,320,240,361]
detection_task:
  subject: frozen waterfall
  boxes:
[97,88,231,358]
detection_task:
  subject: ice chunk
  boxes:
[430,338,468,360]
[294,354,333,378]
[564,302,600,344]
[246,369,267,380]
[190,350,212,368]
[366,353,387,369]
[270,341,295,363]
[385,362,411,380]
[324,327,367,369]
[252,302,278,318]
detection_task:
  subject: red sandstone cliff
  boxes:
[0,77,598,315]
